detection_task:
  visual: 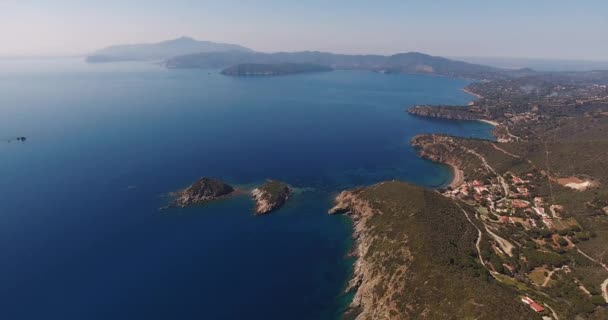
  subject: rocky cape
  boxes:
[411,134,468,175]
[329,181,534,319]
[251,180,292,215]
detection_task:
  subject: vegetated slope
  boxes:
[331,181,535,320]
[500,115,608,264]
[220,63,332,76]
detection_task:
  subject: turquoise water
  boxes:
[0,58,493,319]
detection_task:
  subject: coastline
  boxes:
[478,119,499,126]
[446,162,465,189]
[329,187,390,319]
[462,87,483,99]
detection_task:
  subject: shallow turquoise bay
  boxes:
[0,58,493,320]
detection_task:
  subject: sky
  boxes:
[1,0,607,60]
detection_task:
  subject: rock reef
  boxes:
[251,180,292,215]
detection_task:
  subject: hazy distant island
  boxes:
[251,180,292,214]
[221,63,332,76]
[88,36,541,80]
[171,177,235,208]
[86,37,252,63]
[167,50,530,80]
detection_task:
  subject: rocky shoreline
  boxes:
[329,185,401,320]
[171,177,235,208]
[251,180,292,215]
[328,181,534,319]
[411,134,469,188]
[166,177,293,215]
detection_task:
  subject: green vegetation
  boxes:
[257,180,291,204]
[342,181,536,319]
[252,180,292,215]
[221,63,332,76]
[167,51,520,80]
[408,71,608,318]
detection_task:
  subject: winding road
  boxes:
[576,248,608,303]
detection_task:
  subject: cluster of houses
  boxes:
[445,172,563,231]
[446,173,568,319]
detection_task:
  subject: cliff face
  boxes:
[329,186,412,320]
[251,180,292,214]
[329,181,535,320]
[173,177,234,207]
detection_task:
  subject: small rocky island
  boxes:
[4,136,27,143]
[220,63,332,76]
[251,180,292,214]
[172,177,235,208]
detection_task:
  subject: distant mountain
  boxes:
[86,37,253,63]
[453,56,608,72]
[166,51,528,80]
[220,63,332,76]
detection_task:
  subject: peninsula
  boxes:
[329,181,535,319]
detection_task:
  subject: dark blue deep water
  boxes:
[0,58,493,320]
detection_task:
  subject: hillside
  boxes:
[329,181,536,319]
[410,118,608,318]
[166,51,519,80]
[86,37,252,63]
[221,63,332,76]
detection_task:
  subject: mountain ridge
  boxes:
[167,50,532,80]
[87,37,537,79]
[86,36,253,63]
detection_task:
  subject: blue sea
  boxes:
[0,58,493,320]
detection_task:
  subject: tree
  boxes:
[590,295,606,306]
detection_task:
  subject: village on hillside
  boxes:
[442,166,606,317]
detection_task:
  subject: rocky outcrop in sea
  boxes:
[251,180,292,215]
[172,177,235,208]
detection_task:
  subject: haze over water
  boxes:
[0,58,493,320]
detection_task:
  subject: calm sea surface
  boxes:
[0,58,492,319]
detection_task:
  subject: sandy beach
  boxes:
[462,88,484,99]
[448,163,465,189]
[478,119,499,126]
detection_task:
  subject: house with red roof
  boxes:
[521,296,545,313]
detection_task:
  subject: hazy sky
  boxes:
[2,0,607,60]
